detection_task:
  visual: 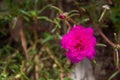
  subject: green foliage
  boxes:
[0,0,72,79]
[110,1,120,31]
[0,0,120,80]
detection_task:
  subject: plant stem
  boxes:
[68,17,78,25]
[91,20,116,48]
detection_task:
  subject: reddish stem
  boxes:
[91,20,116,48]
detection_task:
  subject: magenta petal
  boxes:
[85,27,94,35]
[86,47,96,60]
[66,52,84,63]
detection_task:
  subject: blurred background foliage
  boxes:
[0,0,120,80]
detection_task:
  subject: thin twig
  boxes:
[114,48,119,69]
[91,20,116,48]
[68,17,78,25]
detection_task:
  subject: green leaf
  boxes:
[37,16,54,23]
[41,33,55,44]
[96,43,107,47]
[50,5,63,13]
[38,4,50,14]
[51,25,57,33]
[54,18,61,28]
[108,71,119,80]
[18,9,31,17]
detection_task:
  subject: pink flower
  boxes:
[61,25,96,63]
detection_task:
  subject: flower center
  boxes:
[74,41,85,51]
